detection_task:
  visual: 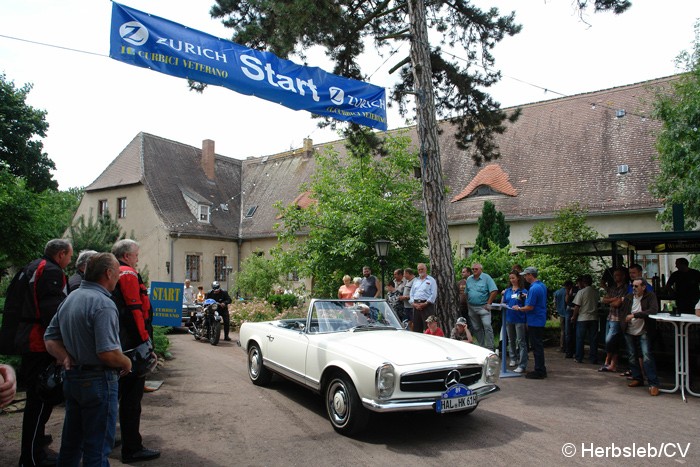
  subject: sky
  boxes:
[1,0,700,190]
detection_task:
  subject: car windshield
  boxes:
[309,300,404,333]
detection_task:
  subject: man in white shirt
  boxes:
[409,263,437,333]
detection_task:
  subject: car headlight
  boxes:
[376,363,395,399]
[484,353,500,383]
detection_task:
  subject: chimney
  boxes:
[303,138,313,155]
[202,139,215,179]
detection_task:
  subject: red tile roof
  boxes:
[292,191,316,209]
[450,164,517,202]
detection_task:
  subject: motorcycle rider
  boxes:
[206,282,232,341]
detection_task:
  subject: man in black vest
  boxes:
[17,239,72,467]
[112,239,160,463]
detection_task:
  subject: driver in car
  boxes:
[354,304,378,324]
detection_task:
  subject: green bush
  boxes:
[267,293,298,312]
[152,326,171,356]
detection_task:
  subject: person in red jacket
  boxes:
[17,238,72,467]
[424,315,445,337]
[111,239,160,464]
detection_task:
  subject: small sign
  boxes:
[150,281,183,327]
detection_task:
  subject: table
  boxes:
[650,313,700,401]
[490,303,521,378]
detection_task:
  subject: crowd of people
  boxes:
[1,238,161,466]
[337,262,548,380]
[340,257,700,389]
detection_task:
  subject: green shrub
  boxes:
[152,326,171,356]
[267,293,298,312]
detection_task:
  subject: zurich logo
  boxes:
[329,87,344,105]
[119,21,149,46]
[444,369,461,388]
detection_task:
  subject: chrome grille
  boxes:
[400,365,482,392]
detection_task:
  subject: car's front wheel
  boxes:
[247,343,272,386]
[325,373,369,436]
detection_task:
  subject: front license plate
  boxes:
[436,384,477,413]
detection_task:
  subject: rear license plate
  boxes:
[436,384,477,413]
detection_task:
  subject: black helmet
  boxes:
[212,281,220,290]
[125,340,157,378]
[37,363,64,406]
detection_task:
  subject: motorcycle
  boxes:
[188,298,223,345]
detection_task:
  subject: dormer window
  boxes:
[451,164,517,203]
[199,204,210,223]
[469,185,500,197]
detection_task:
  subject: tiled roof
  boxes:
[88,133,241,239]
[242,75,673,236]
[293,191,316,209]
[451,164,517,202]
[241,146,323,238]
[86,134,144,190]
[439,76,673,224]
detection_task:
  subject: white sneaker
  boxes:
[513,367,525,373]
[509,359,517,367]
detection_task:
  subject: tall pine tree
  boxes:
[205,0,630,329]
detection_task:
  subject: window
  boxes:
[98,199,108,216]
[117,197,127,218]
[186,254,201,281]
[199,205,210,223]
[461,246,474,259]
[468,185,500,197]
[245,206,258,218]
[214,256,228,281]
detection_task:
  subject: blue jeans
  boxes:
[528,326,546,375]
[624,332,659,386]
[468,304,494,351]
[506,322,528,369]
[605,320,622,353]
[575,320,599,363]
[58,369,119,467]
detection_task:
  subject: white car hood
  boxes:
[319,329,491,366]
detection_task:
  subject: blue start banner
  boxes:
[149,281,184,327]
[110,2,387,130]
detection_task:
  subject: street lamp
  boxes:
[374,239,391,299]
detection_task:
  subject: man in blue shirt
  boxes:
[514,266,548,379]
[44,253,132,466]
[409,263,437,333]
[466,263,498,351]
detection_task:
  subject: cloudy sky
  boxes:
[1,0,700,189]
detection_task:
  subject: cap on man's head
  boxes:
[456,317,468,326]
[425,315,438,323]
[520,266,538,276]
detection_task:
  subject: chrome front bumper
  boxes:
[361,383,500,413]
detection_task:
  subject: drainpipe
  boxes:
[169,232,179,282]
[236,238,242,298]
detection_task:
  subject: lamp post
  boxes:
[374,239,391,299]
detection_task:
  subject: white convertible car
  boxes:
[239,299,500,435]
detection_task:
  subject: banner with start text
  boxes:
[110,2,387,130]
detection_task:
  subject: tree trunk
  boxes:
[407,0,459,332]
